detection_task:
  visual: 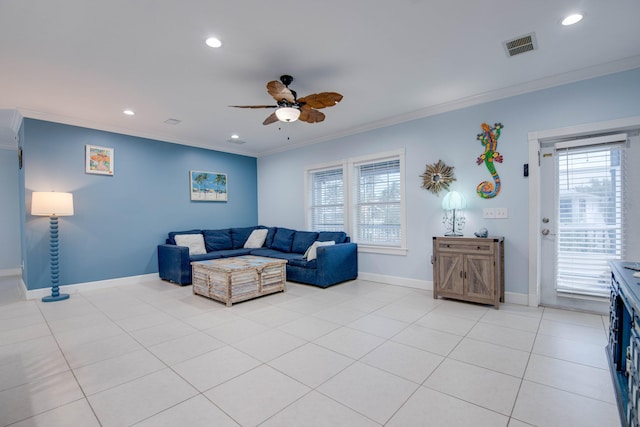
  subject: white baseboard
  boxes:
[0,268,21,277]
[25,273,160,300]
[358,272,529,306]
[22,270,532,306]
[504,291,529,306]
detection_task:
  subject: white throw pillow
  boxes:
[304,240,335,261]
[174,234,206,255]
[244,229,268,248]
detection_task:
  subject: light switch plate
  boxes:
[495,208,508,218]
[483,208,496,219]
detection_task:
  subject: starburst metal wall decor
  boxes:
[420,160,456,195]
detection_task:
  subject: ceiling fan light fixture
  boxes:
[275,107,300,122]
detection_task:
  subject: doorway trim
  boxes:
[527,115,640,307]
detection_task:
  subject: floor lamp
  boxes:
[31,191,74,302]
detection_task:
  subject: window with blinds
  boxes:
[353,158,401,246]
[308,167,344,231]
[555,137,626,297]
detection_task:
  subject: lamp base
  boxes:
[42,293,70,302]
[444,231,463,236]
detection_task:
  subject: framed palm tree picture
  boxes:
[190,171,227,201]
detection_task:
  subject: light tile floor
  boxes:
[0,276,619,426]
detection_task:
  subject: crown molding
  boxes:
[17,109,258,158]
[13,57,640,158]
[258,56,640,157]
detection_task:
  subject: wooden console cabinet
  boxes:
[432,236,504,309]
[608,261,640,427]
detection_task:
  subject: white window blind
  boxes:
[309,167,344,231]
[353,158,401,246]
[555,138,626,297]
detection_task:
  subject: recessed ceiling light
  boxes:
[231,134,239,139]
[205,37,222,48]
[562,14,583,26]
[123,109,135,116]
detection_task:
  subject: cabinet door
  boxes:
[465,254,494,300]
[437,253,464,296]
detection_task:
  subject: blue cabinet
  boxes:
[608,261,640,427]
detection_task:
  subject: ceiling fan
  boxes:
[230,75,343,125]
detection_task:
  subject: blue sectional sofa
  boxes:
[158,226,358,288]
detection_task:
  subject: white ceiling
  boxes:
[1,0,639,157]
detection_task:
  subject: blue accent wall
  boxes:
[22,119,258,290]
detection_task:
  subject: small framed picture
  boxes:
[190,171,227,202]
[86,145,114,175]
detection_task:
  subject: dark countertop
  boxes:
[611,261,640,312]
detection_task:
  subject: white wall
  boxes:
[0,109,22,275]
[0,148,21,274]
[257,68,640,299]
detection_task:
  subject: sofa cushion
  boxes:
[292,231,319,254]
[174,233,206,255]
[215,248,253,258]
[167,229,201,245]
[265,227,277,248]
[244,229,268,248]
[249,248,280,258]
[203,229,232,251]
[250,248,303,262]
[271,228,296,252]
[288,257,317,268]
[317,231,347,244]
[304,240,335,261]
[190,252,225,262]
[231,226,258,249]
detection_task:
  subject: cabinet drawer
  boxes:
[435,240,495,254]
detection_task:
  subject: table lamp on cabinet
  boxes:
[442,191,466,236]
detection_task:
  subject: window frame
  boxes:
[305,149,407,256]
[304,160,348,233]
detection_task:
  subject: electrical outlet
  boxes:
[495,208,508,218]
[483,208,496,219]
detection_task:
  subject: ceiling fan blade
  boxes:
[266,80,295,103]
[262,112,279,125]
[297,92,343,109]
[229,105,277,109]
[299,109,325,123]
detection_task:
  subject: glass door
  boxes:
[540,134,626,312]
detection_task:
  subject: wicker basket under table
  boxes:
[191,255,287,306]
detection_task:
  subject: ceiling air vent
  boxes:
[503,32,537,57]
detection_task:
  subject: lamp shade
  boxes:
[31,192,74,216]
[441,191,466,210]
[275,107,300,122]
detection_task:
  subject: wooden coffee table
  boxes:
[191,255,287,306]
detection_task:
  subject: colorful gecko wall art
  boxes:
[475,122,504,199]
